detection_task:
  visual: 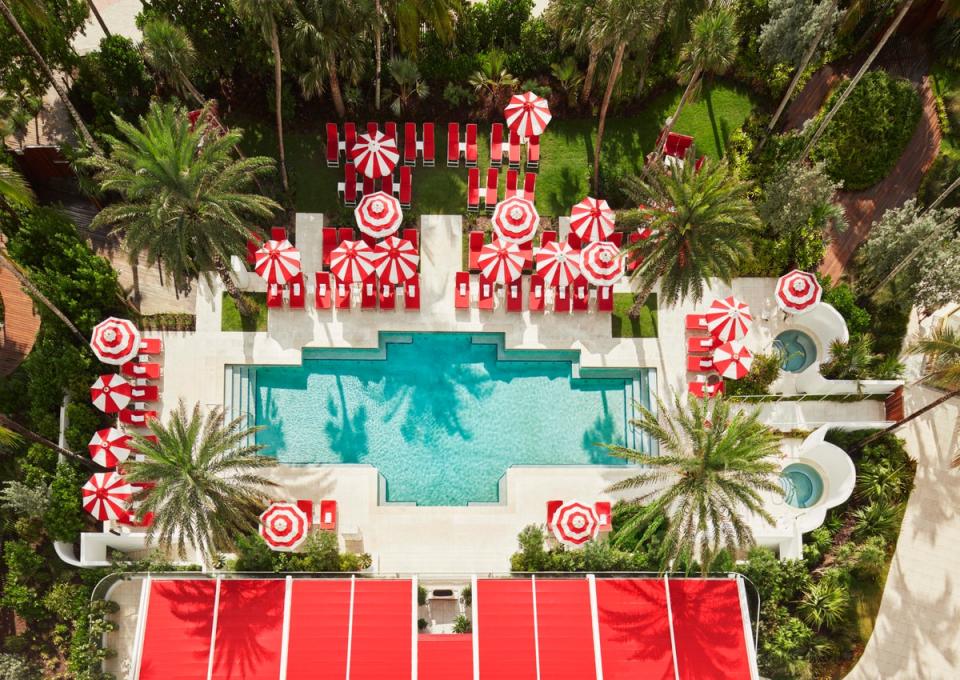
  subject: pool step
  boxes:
[224,365,256,448]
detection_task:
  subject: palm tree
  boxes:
[124,401,277,561]
[591,0,662,192]
[0,414,100,470]
[388,0,458,55]
[232,0,291,194]
[544,0,601,105]
[387,58,428,116]
[604,395,783,574]
[653,6,738,163]
[141,17,205,105]
[84,102,280,316]
[82,0,110,36]
[0,0,102,153]
[551,57,584,109]
[623,157,759,313]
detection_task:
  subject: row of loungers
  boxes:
[467,167,536,211]
[454,272,614,313]
[337,164,412,208]
[319,227,419,267]
[268,272,421,311]
[466,230,627,273]
[325,121,539,170]
[685,312,725,397]
[117,337,164,427]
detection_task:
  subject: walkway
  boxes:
[0,263,41,376]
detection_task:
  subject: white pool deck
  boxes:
[136,213,887,573]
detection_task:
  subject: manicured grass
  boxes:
[239,81,757,219]
[611,292,657,338]
[221,292,268,332]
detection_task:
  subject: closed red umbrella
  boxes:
[705,296,752,342]
[551,500,599,546]
[491,196,539,244]
[776,270,822,315]
[350,130,400,179]
[712,341,753,380]
[355,191,403,239]
[371,236,419,285]
[259,502,309,551]
[535,241,581,287]
[90,374,133,413]
[504,91,552,138]
[90,317,141,366]
[255,239,301,285]
[88,428,132,468]
[579,241,624,286]
[82,471,133,521]
[570,197,615,243]
[477,240,524,285]
[329,240,375,284]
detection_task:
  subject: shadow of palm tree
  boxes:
[581,392,623,464]
[324,376,369,464]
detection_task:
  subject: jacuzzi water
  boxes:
[780,463,824,508]
[774,330,818,373]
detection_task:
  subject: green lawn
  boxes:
[240,81,757,219]
[221,293,268,332]
[611,293,658,338]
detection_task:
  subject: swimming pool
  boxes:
[226,333,652,506]
[774,330,818,373]
[780,463,824,508]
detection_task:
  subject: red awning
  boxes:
[418,634,473,680]
[287,579,352,680]
[137,580,217,680]
[211,579,284,679]
[596,578,675,679]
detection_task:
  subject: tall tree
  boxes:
[387,0,459,55]
[604,395,782,574]
[624,157,759,312]
[124,401,277,560]
[232,0,291,194]
[84,102,280,315]
[0,414,100,470]
[653,5,738,163]
[83,0,109,36]
[544,0,601,105]
[141,17,205,105]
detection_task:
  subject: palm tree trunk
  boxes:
[592,41,626,193]
[866,207,957,296]
[801,0,915,160]
[581,46,599,104]
[755,1,835,157]
[327,56,346,119]
[374,0,382,111]
[179,68,205,107]
[0,0,103,155]
[83,0,110,37]
[213,255,254,317]
[854,387,960,461]
[270,23,289,194]
[653,66,702,162]
[0,248,87,345]
[929,172,960,210]
[628,256,670,317]
[0,413,99,470]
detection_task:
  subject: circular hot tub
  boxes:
[773,330,818,373]
[780,463,825,509]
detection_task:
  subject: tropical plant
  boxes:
[724,352,782,396]
[0,158,32,207]
[623,157,760,312]
[0,480,49,520]
[0,653,39,680]
[141,17,204,104]
[124,401,277,560]
[851,500,905,542]
[387,57,428,116]
[856,458,910,504]
[544,0,599,104]
[468,48,518,100]
[604,395,782,574]
[84,102,279,315]
[797,571,850,630]
[387,0,459,55]
[550,56,583,108]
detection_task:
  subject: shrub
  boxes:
[71,35,151,135]
[0,654,39,680]
[852,500,906,542]
[820,276,871,335]
[442,83,472,109]
[856,458,911,503]
[45,463,86,542]
[918,153,960,209]
[452,614,472,633]
[506,18,559,78]
[797,570,850,631]
[725,352,781,396]
[812,71,922,190]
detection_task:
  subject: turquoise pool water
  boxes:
[240,333,649,506]
[774,330,818,373]
[780,463,824,508]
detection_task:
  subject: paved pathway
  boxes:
[0,263,41,376]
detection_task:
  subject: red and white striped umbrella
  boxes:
[705,296,752,342]
[355,191,403,239]
[580,240,624,286]
[90,317,141,366]
[504,91,552,138]
[90,374,132,413]
[255,239,301,285]
[712,341,753,380]
[492,196,540,244]
[329,240,375,285]
[371,236,419,285]
[350,130,400,179]
[259,502,309,551]
[776,270,822,315]
[82,471,133,521]
[535,241,581,287]
[477,240,524,285]
[88,428,132,468]
[570,197,615,243]
[551,500,599,546]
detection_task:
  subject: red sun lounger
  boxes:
[689,379,724,398]
[271,227,287,242]
[454,272,471,309]
[404,122,417,165]
[338,227,355,244]
[334,278,351,309]
[130,384,159,401]
[315,272,332,309]
[567,231,582,249]
[362,174,374,197]
[326,122,339,166]
[139,338,163,356]
[119,408,158,426]
[540,230,557,247]
[288,273,305,308]
[529,274,545,312]
[318,500,337,530]
[422,122,435,166]
[490,122,504,166]
[379,282,396,310]
[523,172,536,202]
[267,282,283,308]
[343,122,357,157]
[527,135,540,170]
[554,284,570,313]
[322,227,338,267]
[399,166,412,209]
[121,362,161,379]
[597,285,614,312]
[465,123,478,167]
[384,121,397,142]
[404,274,420,310]
[688,336,718,353]
[484,167,499,211]
[505,169,519,199]
[342,163,358,206]
[595,502,612,531]
[572,276,589,312]
[508,129,521,168]
[366,121,378,138]
[507,279,523,312]
[447,122,460,166]
[687,356,714,373]
[478,276,494,310]
[402,228,418,251]
[361,279,377,310]
[381,172,394,196]
[468,231,485,271]
[467,167,480,212]
[686,314,708,331]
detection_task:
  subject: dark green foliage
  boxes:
[1,540,48,621]
[918,153,960,209]
[509,524,654,572]
[71,35,152,136]
[232,531,372,573]
[820,276,871,335]
[812,71,922,190]
[418,585,427,607]
[44,463,86,542]
[851,501,906,543]
[506,19,560,78]
[452,615,472,633]
[0,653,40,680]
[725,352,781,396]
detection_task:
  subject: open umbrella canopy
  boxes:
[350,130,400,178]
[491,196,539,244]
[712,341,753,380]
[355,191,403,239]
[329,240,375,284]
[535,241,581,287]
[371,236,419,285]
[478,240,525,285]
[776,270,822,315]
[504,91,552,138]
[82,471,133,521]
[88,428,132,468]
[90,317,141,366]
[551,500,599,546]
[705,296,752,342]
[90,374,132,414]
[255,239,301,285]
[259,502,309,552]
[569,197,615,243]
[579,240,624,286]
